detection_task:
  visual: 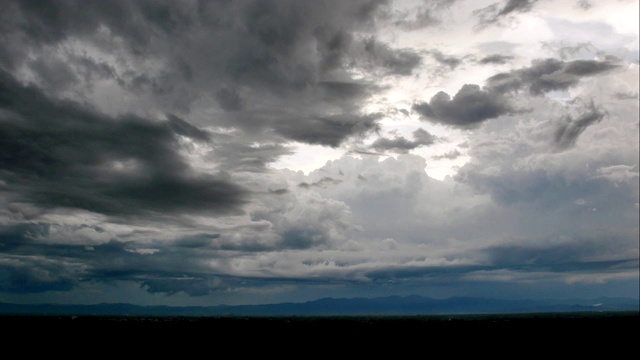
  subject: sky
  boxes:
[0,0,638,307]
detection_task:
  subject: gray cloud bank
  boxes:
[414,58,620,128]
[0,0,419,150]
[0,70,247,216]
[486,58,620,95]
[0,0,637,303]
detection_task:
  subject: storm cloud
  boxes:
[0,0,637,305]
[370,128,437,153]
[0,0,404,149]
[413,84,512,127]
[0,70,247,216]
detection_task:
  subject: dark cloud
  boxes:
[166,114,211,141]
[498,0,539,16]
[0,256,78,293]
[0,223,49,251]
[486,58,620,95]
[478,54,514,65]
[275,113,381,147]
[215,88,244,112]
[429,50,463,69]
[269,188,290,195]
[554,101,606,150]
[141,276,225,297]
[432,149,462,160]
[0,0,397,148]
[0,0,635,304]
[370,128,436,154]
[0,225,84,293]
[359,38,423,75]
[319,81,377,105]
[371,136,419,153]
[413,84,512,127]
[299,177,343,189]
[563,60,619,75]
[280,228,330,249]
[474,0,540,30]
[0,227,228,295]
[210,141,294,173]
[349,149,385,156]
[173,234,220,249]
[0,70,247,216]
[484,236,637,272]
[363,264,487,282]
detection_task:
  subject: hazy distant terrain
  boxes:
[1,295,637,317]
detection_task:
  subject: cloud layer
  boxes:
[0,0,637,305]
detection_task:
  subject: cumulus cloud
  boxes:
[432,149,462,160]
[0,255,79,293]
[413,84,512,127]
[478,54,514,65]
[370,128,437,153]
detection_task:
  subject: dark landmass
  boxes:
[4,296,637,346]
[2,312,638,347]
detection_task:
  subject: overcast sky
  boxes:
[0,0,638,306]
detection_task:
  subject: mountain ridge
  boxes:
[1,295,638,316]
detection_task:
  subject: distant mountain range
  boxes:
[1,295,638,317]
